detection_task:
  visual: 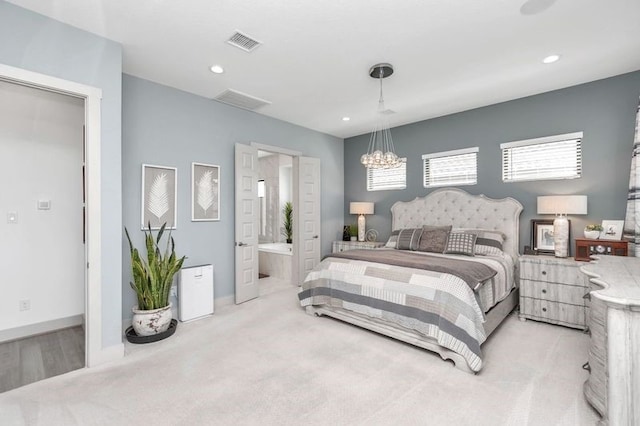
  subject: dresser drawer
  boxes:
[520,261,584,286]
[520,297,585,328]
[520,279,586,306]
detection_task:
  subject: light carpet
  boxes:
[0,280,600,425]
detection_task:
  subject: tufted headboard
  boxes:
[390,188,524,259]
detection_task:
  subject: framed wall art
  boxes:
[600,220,624,240]
[191,162,220,221]
[141,164,177,229]
[531,219,565,255]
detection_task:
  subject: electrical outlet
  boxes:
[19,299,30,311]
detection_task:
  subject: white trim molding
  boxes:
[0,63,118,368]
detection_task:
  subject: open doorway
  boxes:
[0,79,85,392]
[257,150,294,295]
[234,143,320,304]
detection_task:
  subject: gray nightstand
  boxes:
[518,255,588,330]
[332,240,385,253]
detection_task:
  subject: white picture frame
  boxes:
[600,220,624,240]
[191,162,220,221]
[141,164,177,230]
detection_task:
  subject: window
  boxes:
[422,147,478,188]
[501,132,582,182]
[366,158,407,191]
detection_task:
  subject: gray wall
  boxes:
[122,75,343,317]
[344,71,640,253]
[0,1,123,348]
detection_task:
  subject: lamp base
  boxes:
[553,216,569,258]
[358,214,366,242]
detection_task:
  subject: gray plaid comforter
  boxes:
[298,252,503,372]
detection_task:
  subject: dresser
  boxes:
[581,256,640,426]
[332,240,385,253]
[518,255,588,330]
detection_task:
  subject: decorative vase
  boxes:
[132,303,172,336]
[584,229,600,239]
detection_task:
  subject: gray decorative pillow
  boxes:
[396,228,423,251]
[444,232,477,256]
[417,225,452,253]
[385,230,400,248]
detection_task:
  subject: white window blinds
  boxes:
[422,147,478,188]
[501,132,582,182]
[366,158,407,191]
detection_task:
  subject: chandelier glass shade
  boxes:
[360,63,401,169]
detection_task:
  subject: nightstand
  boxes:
[332,240,385,253]
[518,255,588,330]
[574,238,628,261]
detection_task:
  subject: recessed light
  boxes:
[342,117,350,121]
[542,54,560,64]
[209,65,224,74]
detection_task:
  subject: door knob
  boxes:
[313,235,319,239]
[237,242,245,246]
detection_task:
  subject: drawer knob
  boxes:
[582,362,591,372]
[583,293,591,301]
[542,307,547,312]
[542,289,547,294]
[541,270,547,276]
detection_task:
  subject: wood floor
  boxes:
[0,326,84,393]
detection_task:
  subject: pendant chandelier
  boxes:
[360,63,401,169]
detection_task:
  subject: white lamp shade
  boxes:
[350,202,374,215]
[537,195,587,215]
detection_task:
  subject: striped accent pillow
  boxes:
[475,231,505,256]
[385,230,400,248]
[396,228,423,251]
[444,232,477,256]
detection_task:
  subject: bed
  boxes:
[298,188,523,374]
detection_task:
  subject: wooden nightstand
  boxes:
[518,255,588,330]
[574,238,628,261]
[332,240,385,253]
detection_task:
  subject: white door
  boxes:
[234,143,259,304]
[293,156,321,285]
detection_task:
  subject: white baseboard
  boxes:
[216,294,235,309]
[88,342,124,367]
[0,315,84,344]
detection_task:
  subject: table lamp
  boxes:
[537,195,587,257]
[349,202,374,242]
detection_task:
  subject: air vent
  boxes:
[227,31,262,52]
[214,89,271,111]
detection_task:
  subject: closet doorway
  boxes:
[0,63,106,375]
[0,79,85,391]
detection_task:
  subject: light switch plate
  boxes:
[7,211,18,224]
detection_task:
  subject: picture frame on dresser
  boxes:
[530,219,569,255]
[600,219,624,240]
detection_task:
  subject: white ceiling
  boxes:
[8,0,640,139]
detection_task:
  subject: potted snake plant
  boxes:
[125,223,186,336]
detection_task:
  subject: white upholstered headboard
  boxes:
[390,188,524,259]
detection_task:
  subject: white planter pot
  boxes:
[584,230,600,239]
[132,303,172,336]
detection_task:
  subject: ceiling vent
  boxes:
[214,89,271,111]
[381,109,396,115]
[227,31,262,52]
